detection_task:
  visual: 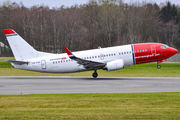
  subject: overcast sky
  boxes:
[0,0,179,8]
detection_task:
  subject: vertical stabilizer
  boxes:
[4,29,53,60]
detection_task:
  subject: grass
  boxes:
[0,56,180,77]
[0,57,14,68]
[1,57,180,119]
[0,93,180,120]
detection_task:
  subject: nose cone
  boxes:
[170,47,178,55]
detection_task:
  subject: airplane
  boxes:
[4,29,178,78]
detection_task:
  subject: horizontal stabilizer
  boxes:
[5,60,29,65]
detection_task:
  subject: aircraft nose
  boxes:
[170,47,178,55]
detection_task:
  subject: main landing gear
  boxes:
[92,70,98,78]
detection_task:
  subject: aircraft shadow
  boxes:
[1,76,173,81]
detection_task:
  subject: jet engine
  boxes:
[104,59,124,71]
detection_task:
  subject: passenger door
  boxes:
[151,45,156,55]
[41,60,46,69]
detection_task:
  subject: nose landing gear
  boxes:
[92,70,98,78]
[157,60,166,69]
[157,62,161,69]
[157,64,161,69]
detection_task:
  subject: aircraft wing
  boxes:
[64,47,106,70]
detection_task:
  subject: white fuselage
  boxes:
[13,44,134,73]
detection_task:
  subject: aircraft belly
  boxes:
[13,64,42,72]
[45,63,81,73]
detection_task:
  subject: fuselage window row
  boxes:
[134,49,147,53]
[52,51,132,64]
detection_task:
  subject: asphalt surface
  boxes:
[0,76,180,95]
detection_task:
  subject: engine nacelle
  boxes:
[104,59,124,71]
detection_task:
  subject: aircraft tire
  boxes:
[157,65,161,69]
[92,72,98,78]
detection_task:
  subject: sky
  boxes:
[0,0,179,8]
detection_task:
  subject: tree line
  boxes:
[0,0,180,56]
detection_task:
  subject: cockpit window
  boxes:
[161,46,169,49]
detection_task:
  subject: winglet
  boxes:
[64,47,73,56]
[64,47,77,59]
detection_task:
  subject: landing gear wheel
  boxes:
[157,65,161,69]
[92,70,98,78]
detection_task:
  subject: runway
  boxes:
[0,76,180,95]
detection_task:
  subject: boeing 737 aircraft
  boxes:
[4,29,178,78]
